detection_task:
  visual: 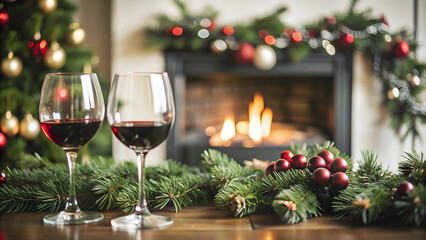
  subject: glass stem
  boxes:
[135,151,151,217]
[64,151,81,213]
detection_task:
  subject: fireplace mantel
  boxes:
[165,51,352,164]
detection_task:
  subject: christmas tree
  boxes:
[0,0,111,168]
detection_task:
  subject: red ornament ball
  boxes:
[393,40,410,59]
[331,172,349,191]
[312,168,331,187]
[279,150,293,161]
[28,40,48,57]
[330,158,348,173]
[396,182,415,196]
[265,162,275,176]
[234,42,255,65]
[308,156,327,173]
[0,10,9,27]
[0,132,6,149]
[339,33,354,47]
[0,171,6,186]
[290,154,307,169]
[317,150,334,165]
[275,159,291,172]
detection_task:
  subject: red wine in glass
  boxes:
[41,119,103,151]
[111,121,171,151]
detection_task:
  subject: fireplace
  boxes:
[165,52,352,165]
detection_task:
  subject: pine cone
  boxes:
[226,194,245,214]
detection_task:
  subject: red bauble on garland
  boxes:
[290,154,307,169]
[0,132,6,149]
[265,162,275,176]
[279,150,293,161]
[317,150,333,169]
[331,172,349,190]
[275,159,291,172]
[396,182,415,196]
[0,9,9,27]
[312,168,331,187]
[234,42,255,65]
[308,156,327,173]
[28,39,48,57]
[330,158,348,173]
[393,40,410,59]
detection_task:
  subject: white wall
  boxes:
[111,0,426,170]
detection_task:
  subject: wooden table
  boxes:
[1,206,425,240]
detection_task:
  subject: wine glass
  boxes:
[39,73,105,225]
[107,72,175,230]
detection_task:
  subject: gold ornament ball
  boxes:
[1,55,23,78]
[1,111,19,137]
[38,0,57,14]
[19,114,40,140]
[68,27,86,45]
[44,46,66,69]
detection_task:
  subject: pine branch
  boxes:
[399,150,426,185]
[333,185,394,224]
[214,181,262,217]
[260,169,312,194]
[148,173,208,211]
[272,183,322,224]
[356,150,392,183]
[289,142,312,158]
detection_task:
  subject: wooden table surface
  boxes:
[1,206,425,240]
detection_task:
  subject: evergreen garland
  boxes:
[1,141,425,228]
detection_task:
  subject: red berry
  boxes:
[317,150,334,164]
[331,172,349,191]
[290,154,307,169]
[265,162,275,176]
[308,156,327,173]
[330,158,348,173]
[396,182,415,196]
[279,150,293,161]
[275,159,291,172]
[312,168,331,187]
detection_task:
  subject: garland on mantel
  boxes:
[0,141,425,227]
[144,0,426,143]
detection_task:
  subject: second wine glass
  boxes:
[107,72,175,229]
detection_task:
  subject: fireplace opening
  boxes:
[186,74,333,147]
[165,52,351,164]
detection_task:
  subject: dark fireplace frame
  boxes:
[165,51,352,164]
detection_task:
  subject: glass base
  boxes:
[111,214,173,230]
[43,211,104,225]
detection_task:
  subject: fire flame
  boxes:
[215,93,273,145]
[220,116,236,141]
